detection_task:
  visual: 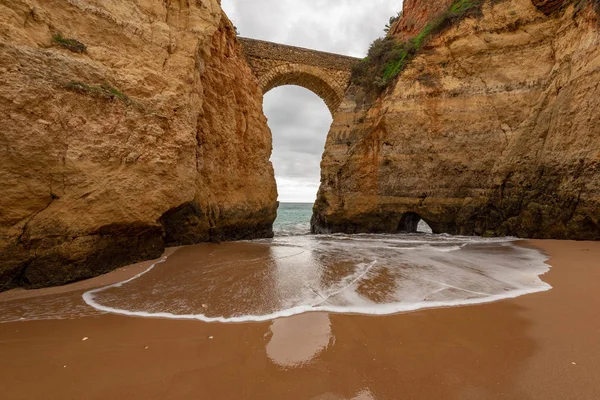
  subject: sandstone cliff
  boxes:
[313,0,600,240]
[0,0,277,290]
[390,0,454,41]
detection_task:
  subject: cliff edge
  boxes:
[0,0,277,290]
[313,0,600,239]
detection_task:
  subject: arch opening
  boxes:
[398,212,433,233]
[263,85,332,203]
[261,70,343,116]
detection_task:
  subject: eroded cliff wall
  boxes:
[0,0,277,290]
[390,0,454,41]
[313,0,600,239]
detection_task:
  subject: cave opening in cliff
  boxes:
[398,212,432,233]
[263,85,332,204]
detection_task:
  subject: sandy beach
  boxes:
[0,239,599,400]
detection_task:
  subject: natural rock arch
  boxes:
[239,37,359,115]
[398,212,422,233]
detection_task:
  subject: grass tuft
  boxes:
[65,81,131,104]
[52,33,87,53]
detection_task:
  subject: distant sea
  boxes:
[273,202,313,236]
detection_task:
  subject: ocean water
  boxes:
[0,203,552,324]
[273,202,314,236]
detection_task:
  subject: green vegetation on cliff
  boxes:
[65,81,131,104]
[384,11,403,33]
[351,0,482,94]
[52,33,87,53]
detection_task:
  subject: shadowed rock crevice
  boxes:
[532,0,569,15]
[311,199,449,235]
[159,201,277,246]
[159,202,210,246]
[1,223,165,291]
[398,212,422,233]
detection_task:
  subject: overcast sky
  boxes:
[222,1,402,202]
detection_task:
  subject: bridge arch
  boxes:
[239,37,359,115]
[260,67,343,115]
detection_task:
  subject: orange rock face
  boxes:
[313,0,600,240]
[390,0,454,41]
[0,0,277,290]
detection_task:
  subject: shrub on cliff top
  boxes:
[351,37,410,89]
[52,33,87,53]
[384,11,403,33]
[351,0,482,95]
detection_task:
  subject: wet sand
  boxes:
[0,240,599,399]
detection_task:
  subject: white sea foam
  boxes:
[81,234,552,324]
[82,282,550,324]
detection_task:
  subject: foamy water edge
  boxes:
[82,240,552,323]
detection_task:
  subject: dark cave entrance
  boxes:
[398,212,432,233]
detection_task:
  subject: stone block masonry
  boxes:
[239,37,360,114]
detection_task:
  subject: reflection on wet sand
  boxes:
[267,242,334,367]
[0,299,538,399]
[267,312,333,368]
[1,241,599,399]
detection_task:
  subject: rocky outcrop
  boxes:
[0,0,277,290]
[313,0,600,240]
[390,0,454,41]
[531,0,568,15]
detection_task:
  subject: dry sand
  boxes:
[0,240,599,399]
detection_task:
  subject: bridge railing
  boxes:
[238,37,360,70]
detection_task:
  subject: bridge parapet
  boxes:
[239,37,360,70]
[239,37,360,114]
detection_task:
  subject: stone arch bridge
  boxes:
[239,37,360,114]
